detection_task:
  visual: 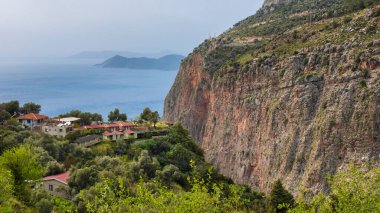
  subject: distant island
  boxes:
[96,54,185,70]
[69,50,179,59]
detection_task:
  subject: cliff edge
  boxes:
[164,0,380,194]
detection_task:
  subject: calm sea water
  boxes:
[0,58,178,119]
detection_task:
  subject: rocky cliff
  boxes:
[263,0,295,7]
[164,0,380,194]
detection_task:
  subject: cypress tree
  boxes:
[268,180,294,213]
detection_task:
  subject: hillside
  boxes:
[164,0,380,195]
[96,54,185,70]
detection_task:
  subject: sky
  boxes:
[0,0,264,57]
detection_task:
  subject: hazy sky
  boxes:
[0,0,264,57]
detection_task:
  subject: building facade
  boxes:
[17,113,48,129]
[43,172,70,199]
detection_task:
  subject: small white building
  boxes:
[42,117,80,138]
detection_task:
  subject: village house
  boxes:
[83,121,135,132]
[42,117,80,138]
[102,129,136,141]
[43,171,70,199]
[17,113,48,129]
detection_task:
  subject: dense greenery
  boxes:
[139,107,161,128]
[0,103,379,212]
[0,123,269,212]
[0,100,42,122]
[108,108,127,122]
[286,166,380,213]
[59,110,103,125]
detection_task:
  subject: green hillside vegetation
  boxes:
[2,0,380,210]
[194,0,380,76]
[0,111,379,212]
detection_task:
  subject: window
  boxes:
[48,184,54,191]
[59,129,63,132]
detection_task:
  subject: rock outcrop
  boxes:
[263,0,295,7]
[164,0,380,194]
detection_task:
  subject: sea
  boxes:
[0,58,178,119]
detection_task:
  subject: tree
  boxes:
[139,108,160,127]
[108,108,127,122]
[114,139,130,155]
[140,107,152,122]
[20,102,41,114]
[68,166,98,194]
[0,145,44,203]
[79,112,93,126]
[119,113,127,122]
[45,161,65,176]
[35,198,54,213]
[92,113,103,122]
[0,110,11,122]
[0,168,14,212]
[151,111,160,128]
[3,101,20,115]
[60,110,103,125]
[268,180,294,213]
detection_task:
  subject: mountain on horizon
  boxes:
[69,50,181,59]
[96,54,185,70]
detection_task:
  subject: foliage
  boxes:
[288,165,380,213]
[0,110,11,122]
[68,166,99,194]
[83,162,263,213]
[0,145,44,203]
[36,198,54,213]
[0,100,20,116]
[108,108,127,122]
[45,161,65,176]
[59,110,103,125]
[139,107,161,128]
[52,196,73,213]
[0,168,14,213]
[140,107,153,122]
[20,102,41,114]
[268,180,294,213]
[113,139,131,155]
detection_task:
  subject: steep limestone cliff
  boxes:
[164,0,380,194]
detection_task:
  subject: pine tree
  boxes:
[268,180,294,213]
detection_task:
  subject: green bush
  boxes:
[288,166,380,213]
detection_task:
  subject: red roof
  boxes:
[124,130,134,134]
[103,131,122,136]
[43,171,70,184]
[17,113,48,120]
[84,122,135,129]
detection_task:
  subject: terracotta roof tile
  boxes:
[43,172,70,184]
[17,113,48,120]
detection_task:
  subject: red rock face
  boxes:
[164,43,380,194]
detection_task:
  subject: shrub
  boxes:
[45,161,65,176]
[35,198,54,213]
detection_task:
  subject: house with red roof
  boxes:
[43,172,70,199]
[83,121,135,132]
[103,129,136,141]
[16,113,48,129]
